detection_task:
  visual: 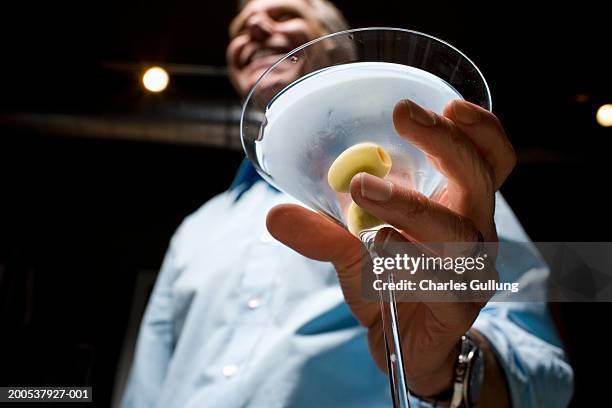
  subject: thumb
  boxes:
[266,204,378,326]
[266,203,362,268]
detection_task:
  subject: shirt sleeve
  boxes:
[121,233,182,408]
[408,303,574,408]
[473,193,574,407]
[473,303,573,407]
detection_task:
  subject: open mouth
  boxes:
[244,46,292,69]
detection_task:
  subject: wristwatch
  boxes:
[450,333,484,408]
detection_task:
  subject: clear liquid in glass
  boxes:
[259,61,461,226]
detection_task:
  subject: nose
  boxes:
[245,12,273,41]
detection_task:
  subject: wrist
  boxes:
[407,338,462,399]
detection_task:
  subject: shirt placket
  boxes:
[208,228,279,407]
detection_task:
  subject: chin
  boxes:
[249,69,268,86]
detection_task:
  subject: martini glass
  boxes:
[241,27,491,407]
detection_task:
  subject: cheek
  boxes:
[281,20,325,45]
[226,45,249,94]
[226,42,239,67]
[226,35,248,68]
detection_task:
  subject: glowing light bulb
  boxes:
[596,104,612,127]
[142,66,169,92]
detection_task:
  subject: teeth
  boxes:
[252,49,284,62]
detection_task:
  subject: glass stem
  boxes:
[361,230,411,408]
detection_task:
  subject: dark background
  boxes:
[1,0,609,406]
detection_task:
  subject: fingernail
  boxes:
[360,173,393,202]
[404,99,436,127]
[452,101,480,124]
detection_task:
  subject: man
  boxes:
[123,0,573,406]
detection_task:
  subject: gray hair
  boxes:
[237,0,350,34]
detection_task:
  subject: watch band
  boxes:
[450,334,482,408]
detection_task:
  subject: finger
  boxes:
[350,173,487,242]
[376,228,487,347]
[392,99,495,200]
[443,100,517,189]
[267,204,358,265]
[377,224,490,339]
[266,204,379,326]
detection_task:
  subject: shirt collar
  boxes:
[230,158,278,201]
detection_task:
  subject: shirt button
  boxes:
[222,364,239,378]
[247,298,262,310]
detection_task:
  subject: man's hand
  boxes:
[266,99,516,400]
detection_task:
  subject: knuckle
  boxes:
[453,215,477,242]
[492,118,517,168]
[447,120,477,161]
[487,112,505,132]
[506,142,518,169]
[479,161,496,194]
[404,190,431,218]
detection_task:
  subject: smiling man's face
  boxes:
[226,0,329,98]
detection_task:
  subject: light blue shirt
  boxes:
[123,161,573,407]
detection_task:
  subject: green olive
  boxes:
[327,142,392,193]
[347,202,385,236]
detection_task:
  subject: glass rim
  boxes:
[241,27,492,130]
